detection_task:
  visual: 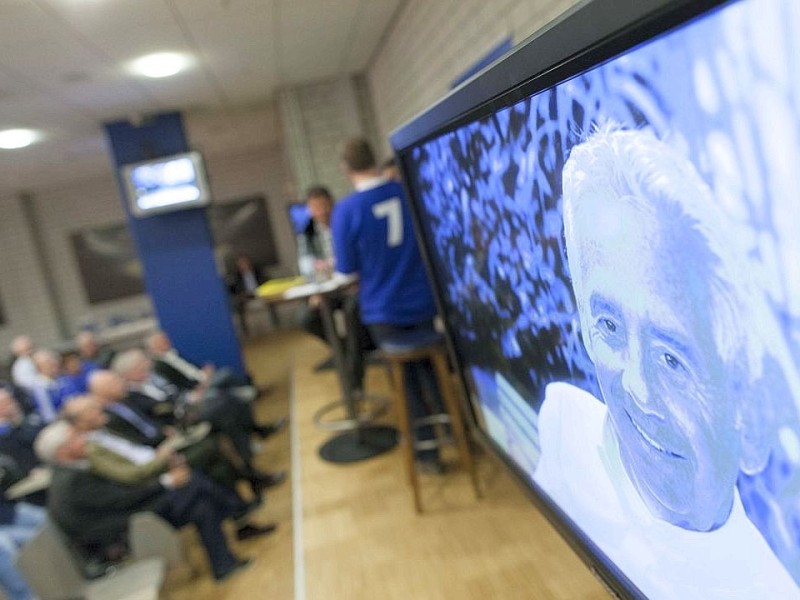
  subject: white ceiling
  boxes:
[0,0,403,194]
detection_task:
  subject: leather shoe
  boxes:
[313,356,335,372]
[214,558,252,582]
[253,417,288,439]
[236,522,277,541]
[257,384,275,397]
[251,470,287,492]
[231,497,263,523]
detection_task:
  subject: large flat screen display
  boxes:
[392,0,800,597]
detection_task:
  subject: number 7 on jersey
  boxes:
[372,197,404,247]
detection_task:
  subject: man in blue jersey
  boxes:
[332,137,444,471]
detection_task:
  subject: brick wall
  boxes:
[367,0,581,153]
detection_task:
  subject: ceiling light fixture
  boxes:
[0,129,40,149]
[129,52,190,79]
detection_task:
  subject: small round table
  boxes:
[258,274,397,463]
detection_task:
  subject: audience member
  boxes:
[0,390,43,479]
[111,349,286,493]
[75,331,114,372]
[332,137,444,471]
[227,255,269,337]
[35,420,263,581]
[145,330,266,403]
[29,350,70,423]
[0,452,46,600]
[58,351,88,399]
[87,371,256,494]
[9,337,36,393]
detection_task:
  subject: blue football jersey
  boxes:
[332,180,436,325]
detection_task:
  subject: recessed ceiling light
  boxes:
[0,129,40,149]
[129,52,190,79]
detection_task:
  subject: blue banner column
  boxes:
[104,112,246,375]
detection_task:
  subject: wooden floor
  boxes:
[163,329,610,600]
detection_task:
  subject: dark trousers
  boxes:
[199,391,257,465]
[367,321,442,462]
[181,436,241,490]
[152,472,242,578]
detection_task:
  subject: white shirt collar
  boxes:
[355,175,388,192]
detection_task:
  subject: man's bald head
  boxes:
[87,370,126,404]
[62,395,107,432]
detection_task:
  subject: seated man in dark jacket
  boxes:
[109,351,286,492]
[78,377,257,497]
[145,330,267,403]
[35,420,266,581]
[0,451,46,600]
[0,389,42,476]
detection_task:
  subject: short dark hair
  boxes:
[305,185,333,202]
[341,138,376,172]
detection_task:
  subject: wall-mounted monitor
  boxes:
[392,0,800,598]
[121,150,211,218]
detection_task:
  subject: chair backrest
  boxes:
[128,512,185,567]
[17,519,86,600]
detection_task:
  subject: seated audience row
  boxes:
[0,328,287,596]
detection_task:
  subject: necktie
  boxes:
[109,403,158,439]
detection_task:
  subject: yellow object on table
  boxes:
[256,276,307,297]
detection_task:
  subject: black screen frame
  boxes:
[390,0,734,597]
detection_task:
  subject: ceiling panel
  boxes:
[0,0,403,192]
[170,0,272,21]
[42,0,177,30]
[74,20,190,63]
[4,35,108,87]
[58,76,161,121]
[133,70,224,112]
[0,1,56,35]
[279,0,361,84]
[344,0,401,71]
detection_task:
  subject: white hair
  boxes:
[110,349,147,377]
[34,420,72,464]
[562,125,766,386]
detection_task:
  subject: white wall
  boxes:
[279,75,380,202]
[367,0,581,151]
[0,103,297,352]
[0,194,63,352]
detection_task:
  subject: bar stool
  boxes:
[380,329,481,513]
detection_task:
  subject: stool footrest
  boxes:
[413,437,454,452]
[411,414,451,428]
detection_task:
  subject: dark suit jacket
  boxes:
[228,265,268,298]
[124,390,177,427]
[151,358,199,392]
[301,221,329,260]
[48,465,165,550]
[104,405,167,448]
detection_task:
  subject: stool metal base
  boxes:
[318,426,399,464]
[313,394,390,432]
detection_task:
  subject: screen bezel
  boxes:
[121,150,211,218]
[391,0,733,597]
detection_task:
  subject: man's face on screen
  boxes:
[569,197,741,531]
